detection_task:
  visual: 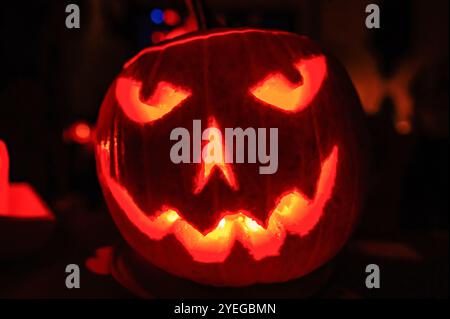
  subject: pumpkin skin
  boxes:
[95,28,367,286]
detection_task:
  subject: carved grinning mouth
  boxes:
[98,142,338,263]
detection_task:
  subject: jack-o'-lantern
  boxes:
[95,28,367,286]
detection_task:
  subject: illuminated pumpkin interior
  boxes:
[193,118,238,194]
[250,56,327,112]
[98,141,338,263]
[115,78,191,124]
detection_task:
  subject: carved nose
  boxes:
[193,117,238,194]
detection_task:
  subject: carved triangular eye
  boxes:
[250,55,327,112]
[116,77,191,124]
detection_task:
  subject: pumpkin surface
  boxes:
[95,28,367,286]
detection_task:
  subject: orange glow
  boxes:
[63,121,93,144]
[116,78,191,124]
[343,54,421,126]
[150,2,198,44]
[163,9,181,26]
[1,140,53,219]
[395,120,412,135]
[7,183,54,219]
[194,118,238,194]
[98,140,338,263]
[162,11,198,41]
[0,140,9,214]
[74,122,91,141]
[151,31,166,44]
[250,56,327,112]
[85,246,113,276]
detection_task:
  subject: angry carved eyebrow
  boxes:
[250,55,327,112]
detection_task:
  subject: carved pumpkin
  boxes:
[95,29,367,286]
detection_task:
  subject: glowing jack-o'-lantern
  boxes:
[95,29,367,286]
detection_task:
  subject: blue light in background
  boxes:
[150,8,164,25]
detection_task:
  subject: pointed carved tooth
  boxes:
[98,145,338,263]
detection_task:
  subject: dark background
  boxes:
[0,0,448,298]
